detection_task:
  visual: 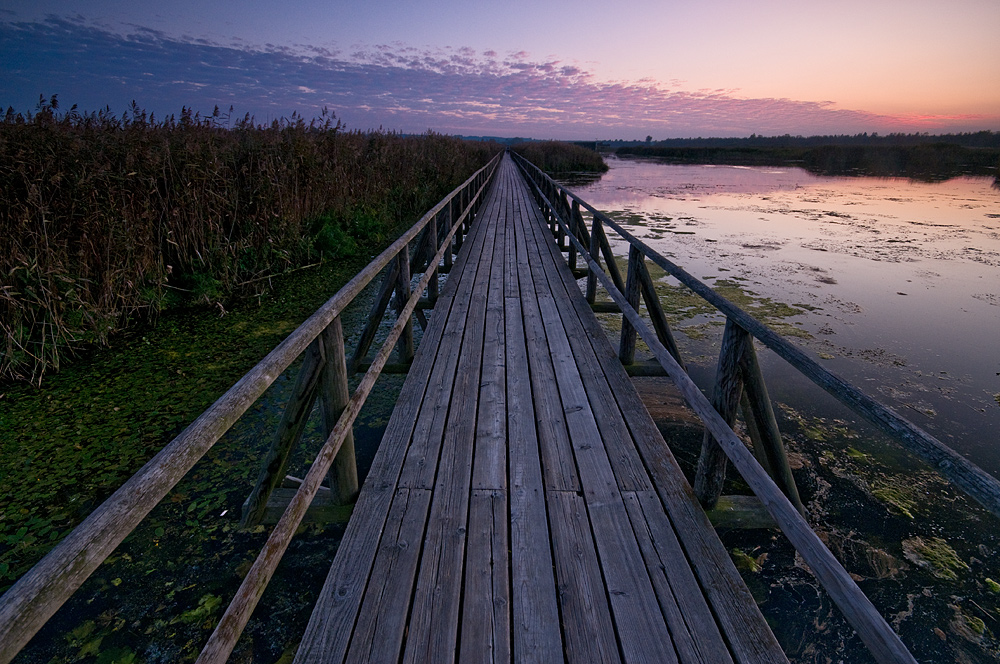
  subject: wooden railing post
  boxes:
[455,190,465,251]
[739,340,805,514]
[567,199,582,270]
[444,200,454,271]
[593,216,626,294]
[241,341,325,527]
[694,318,749,509]
[318,317,359,504]
[694,318,803,513]
[349,261,400,374]
[427,212,439,304]
[635,252,685,370]
[586,215,601,304]
[395,246,415,364]
[618,245,643,364]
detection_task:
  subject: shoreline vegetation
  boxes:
[0,98,499,385]
[613,133,1000,182]
[512,140,608,174]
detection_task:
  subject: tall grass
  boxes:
[1,97,498,384]
[513,141,608,173]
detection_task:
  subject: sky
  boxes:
[2,0,999,139]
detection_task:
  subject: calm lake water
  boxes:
[568,156,1000,476]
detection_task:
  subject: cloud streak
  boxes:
[2,17,996,138]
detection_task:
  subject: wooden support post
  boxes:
[594,217,626,294]
[318,318,358,504]
[427,213,439,305]
[241,341,324,527]
[586,215,601,304]
[567,200,582,271]
[395,248,415,364]
[739,342,805,515]
[694,319,804,513]
[349,261,400,374]
[455,191,464,251]
[635,253,685,371]
[694,319,751,509]
[618,245,642,365]
[444,201,454,271]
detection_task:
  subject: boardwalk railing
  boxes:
[512,151,1000,664]
[0,152,502,664]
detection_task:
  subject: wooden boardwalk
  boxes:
[294,155,787,663]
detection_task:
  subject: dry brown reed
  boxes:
[1,98,498,384]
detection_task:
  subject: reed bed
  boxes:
[0,99,498,384]
[512,140,608,173]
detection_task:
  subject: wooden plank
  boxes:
[534,294,677,664]
[510,184,579,493]
[344,488,431,664]
[511,172,678,661]
[623,491,734,664]
[473,171,508,492]
[503,171,564,661]
[547,491,621,664]
[401,179,498,664]
[519,191,652,493]
[397,188,497,490]
[459,489,511,664]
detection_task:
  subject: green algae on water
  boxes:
[903,537,969,581]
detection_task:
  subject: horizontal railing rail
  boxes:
[512,151,923,664]
[0,152,503,664]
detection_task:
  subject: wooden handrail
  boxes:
[0,152,502,664]
[194,159,499,663]
[513,153,917,664]
[512,152,1000,520]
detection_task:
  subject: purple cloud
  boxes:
[1,17,995,138]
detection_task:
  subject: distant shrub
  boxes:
[513,141,608,173]
[0,96,499,383]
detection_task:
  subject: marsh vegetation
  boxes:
[0,97,497,385]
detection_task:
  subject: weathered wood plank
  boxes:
[504,169,565,661]
[623,490,734,664]
[401,178,498,664]
[521,192,652,493]
[510,182,579,493]
[547,491,621,664]
[460,489,511,664]
[473,177,508,492]
[344,488,431,664]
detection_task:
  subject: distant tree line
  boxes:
[589,130,1000,150]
